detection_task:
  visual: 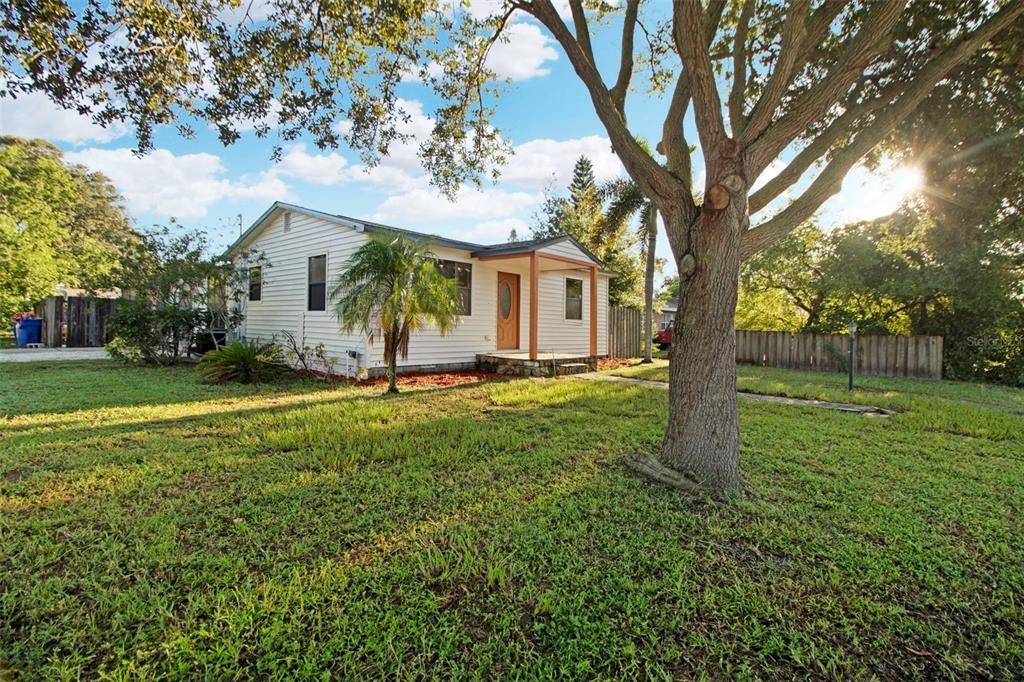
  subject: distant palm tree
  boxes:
[331,236,461,393]
[605,179,659,363]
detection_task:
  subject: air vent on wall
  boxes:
[283,211,292,232]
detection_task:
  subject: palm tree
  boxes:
[605,178,659,363]
[331,236,461,393]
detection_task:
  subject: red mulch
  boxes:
[358,370,501,388]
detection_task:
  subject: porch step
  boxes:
[555,363,592,376]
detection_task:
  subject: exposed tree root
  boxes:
[625,452,702,493]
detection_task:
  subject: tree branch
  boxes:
[748,88,894,214]
[742,0,811,142]
[661,77,693,184]
[741,0,1024,261]
[609,0,640,115]
[568,0,595,65]
[527,0,683,203]
[673,0,727,164]
[728,0,756,138]
[746,0,907,178]
[660,0,725,217]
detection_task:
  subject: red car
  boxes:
[654,325,672,349]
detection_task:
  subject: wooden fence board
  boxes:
[607,306,642,358]
[32,296,118,348]
[733,329,942,380]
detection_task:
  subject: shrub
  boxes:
[197,339,286,384]
[107,300,206,365]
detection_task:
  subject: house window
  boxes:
[308,255,326,311]
[565,277,583,320]
[438,259,472,315]
[248,267,262,301]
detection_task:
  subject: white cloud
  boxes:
[275,143,349,185]
[503,135,622,189]
[462,0,572,20]
[486,21,559,81]
[64,147,288,219]
[0,91,128,145]
[372,186,540,226]
[402,15,558,83]
[466,217,531,243]
[218,98,282,134]
[342,98,437,189]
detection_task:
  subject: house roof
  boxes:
[226,201,606,267]
[661,297,679,313]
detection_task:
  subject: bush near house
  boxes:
[197,339,287,384]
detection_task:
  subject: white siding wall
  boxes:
[238,213,611,375]
[535,269,609,356]
[238,210,369,376]
[538,240,593,262]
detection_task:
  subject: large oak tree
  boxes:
[5,0,1021,497]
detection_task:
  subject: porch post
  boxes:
[530,251,539,360]
[589,265,598,357]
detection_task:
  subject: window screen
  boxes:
[438,259,472,315]
[565,277,583,320]
[248,267,262,301]
[308,255,326,311]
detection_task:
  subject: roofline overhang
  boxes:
[225,202,607,271]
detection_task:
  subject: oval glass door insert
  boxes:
[499,281,512,319]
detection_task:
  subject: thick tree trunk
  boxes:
[642,203,657,364]
[658,199,745,499]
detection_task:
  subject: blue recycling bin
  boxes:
[15,318,42,346]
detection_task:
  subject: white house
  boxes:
[226,202,613,377]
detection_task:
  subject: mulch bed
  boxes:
[597,358,635,370]
[359,370,502,388]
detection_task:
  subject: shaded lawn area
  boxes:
[1,362,1022,679]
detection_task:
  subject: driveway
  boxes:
[0,347,109,363]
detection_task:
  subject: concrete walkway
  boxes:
[574,372,892,417]
[0,347,109,363]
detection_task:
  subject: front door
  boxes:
[496,272,520,350]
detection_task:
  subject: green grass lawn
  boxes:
[607,358,1024,414]
[2,361,1022,679]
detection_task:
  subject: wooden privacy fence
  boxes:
[33,296,118,348]
[735,329,943,379]
[607,306,642,358]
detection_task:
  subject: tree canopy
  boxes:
[531,156,644,306]
[0,136,140,318]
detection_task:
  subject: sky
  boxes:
[0,2,921,284]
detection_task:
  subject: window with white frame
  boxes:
[565,277,583,320]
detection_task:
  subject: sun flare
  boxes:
[827,162,925,225]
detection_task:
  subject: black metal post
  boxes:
[848,331,856,390]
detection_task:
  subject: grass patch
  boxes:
[1,361,1022,678]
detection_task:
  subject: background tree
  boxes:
[331,236,461,394]
[605,178,659,362]
[6,0,1022,498]
[531,156,643,306]
[0,136,140,319]
[107,226,258,365]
